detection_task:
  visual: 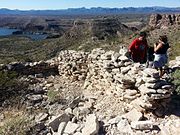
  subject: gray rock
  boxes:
[117,118,132,134]
[149,93,171,100]
[65,107,73,115]
[176,56,180,61]
[156,89,171,94]
[27,94,43,103]
[69,96,81,109]
[162,85,173,90]
[82,114,99,135]
[138,84,157,95]
[121,75,136,85]
[101,52,112,60]
[143,77,159,83]
[63,122,80,134]
[123,94,140,101]
[74,132,83,135]
[58,122,67,135]
[48,113,70,132]
[135,78,145,88]
[119,47,128,56]
[118,56,129,61]
[112,68,120,74]
[35,113,49,123]
[111,52,120,62]
[125,89,138,96]
[145,80,168,89]
[131,121,154,130]
[107,116,123,125]
[31,122,46,133]
[122,109,143,122]
[143,68,160,78]
[121,66,131,74]
[154,107,165,117]
[35,73,43,78]
[54,84,62,90]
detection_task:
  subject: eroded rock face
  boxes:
[149,14,180,28]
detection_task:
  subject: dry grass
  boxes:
[0,109,32,135]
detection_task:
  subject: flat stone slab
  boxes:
[131,121,154,130]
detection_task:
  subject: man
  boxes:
[128,32,148,63]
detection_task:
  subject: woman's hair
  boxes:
[159,35,168,43]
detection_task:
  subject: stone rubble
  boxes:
[1,48,180,135]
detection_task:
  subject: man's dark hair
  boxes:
[139,31,147,37]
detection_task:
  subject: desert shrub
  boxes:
[171,69,180,95]
[0,113,31,135]
[170,43,180,60]
[47,88,60,103]
[0,70,28,106]
[0,71,18,89]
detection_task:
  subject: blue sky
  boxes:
[0,0,179,10]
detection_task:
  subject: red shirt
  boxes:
[129,38,148,63]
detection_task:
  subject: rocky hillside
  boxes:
[65,18,133,40]
[0,48,180,135]
[146,14,180,62]
[149,14,180,29]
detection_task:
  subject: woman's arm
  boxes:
[154,42,163,52]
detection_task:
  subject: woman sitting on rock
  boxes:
[153,35,170,77]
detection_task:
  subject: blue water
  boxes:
[24,34,47,41]
[0,27,48,40]
[0,27,19,36]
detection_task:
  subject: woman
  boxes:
[153,35,170,77]
[128,31,148,63]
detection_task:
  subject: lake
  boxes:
[0,27,19,36]
[0,27,48,40]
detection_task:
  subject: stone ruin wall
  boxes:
[56,48,180,115]
[1,48,180,115]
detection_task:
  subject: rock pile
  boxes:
[0,60,58,76]
[1,48,180,135]
[80,48,173,114]
[57,50,89,81]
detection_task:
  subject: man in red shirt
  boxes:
[128,32,148,63]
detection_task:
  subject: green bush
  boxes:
[172,69,180,95]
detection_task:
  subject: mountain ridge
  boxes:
[0,7,180,15]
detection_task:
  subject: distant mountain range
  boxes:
[0,7,180,15]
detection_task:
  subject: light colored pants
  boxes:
[154,54,168,68]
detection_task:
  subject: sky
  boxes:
[0,0,179,10]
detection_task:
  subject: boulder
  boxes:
[63,122,80,134]
[82,114,99,135]
[122,109,143,122]
[48,113,70,132]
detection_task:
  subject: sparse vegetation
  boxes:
[170,42,180,60]
[172,69,180,95]
[0,70,18,88]
[0,110,31,135]
[47,88,60,103]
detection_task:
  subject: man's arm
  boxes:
[128,39,137,52]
